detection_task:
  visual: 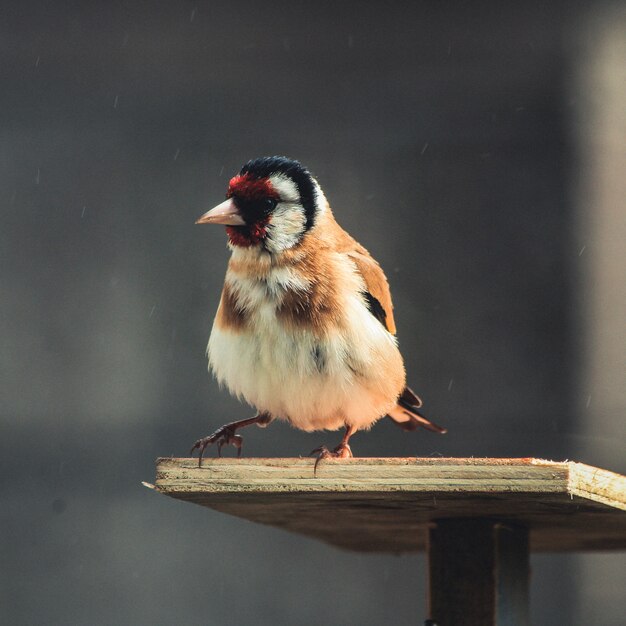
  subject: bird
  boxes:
[190,156,446,468]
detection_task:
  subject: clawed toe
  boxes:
[190,425,240,466]
[190,413,273,466]
[309,442,353,474]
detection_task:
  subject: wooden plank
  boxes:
[152,457,626,553]
[428,520,529,626]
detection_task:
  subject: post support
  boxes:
[427,519,530,626]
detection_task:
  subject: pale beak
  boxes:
[195,198,246,226]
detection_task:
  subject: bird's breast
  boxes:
[207,257,405,430]
[211,265,341,372]
[215,255,343,335]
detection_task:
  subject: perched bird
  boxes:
[191,156,446,467]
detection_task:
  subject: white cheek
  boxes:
[268,174,299,202]
[265,205,306,253]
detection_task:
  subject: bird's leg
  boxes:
[310,424,355,474]
[190,411,273,467]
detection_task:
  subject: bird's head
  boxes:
[196,157,325,253]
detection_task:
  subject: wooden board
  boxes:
[151,457,626,553]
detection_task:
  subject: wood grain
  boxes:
[152,457,626,553]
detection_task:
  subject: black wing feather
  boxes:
[362,291,388,330]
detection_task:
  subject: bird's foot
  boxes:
[190,425,243,466]
[190,413,273,467]
[309,442,353,475]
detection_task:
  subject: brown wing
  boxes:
[321,211,396,333]
[347,250,397,335]
[324,213,447,435]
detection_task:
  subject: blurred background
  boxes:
[1,1,625,624]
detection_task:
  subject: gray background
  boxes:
[1,1,624,624]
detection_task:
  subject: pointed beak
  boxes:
[195,198,246,226]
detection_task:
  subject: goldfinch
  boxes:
[191,156,446,466]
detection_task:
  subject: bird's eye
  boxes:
[263,197,278,212]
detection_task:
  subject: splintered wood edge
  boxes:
[152,458,626,511]
[567,462,626,511]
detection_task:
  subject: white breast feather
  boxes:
[208,254,404,431]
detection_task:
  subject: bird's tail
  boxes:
[386,386,447,434]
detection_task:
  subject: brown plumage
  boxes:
[215,282,249,331]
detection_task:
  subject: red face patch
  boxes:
[224,173,278,247]
[227,174,279,201]
[225,218,270,247]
